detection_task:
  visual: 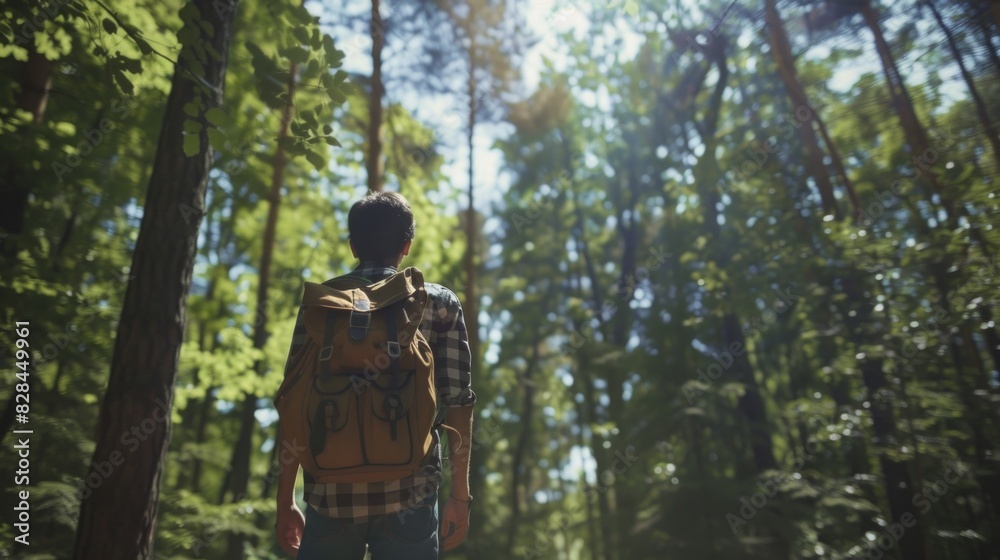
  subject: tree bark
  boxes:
[926,0,1000,169]
[860,1,957,223]
[973,13,1000,78]
[465,44,479,368]
[764,0,844,217]
[188,386,216,494]
[841,273,930,560]
[367,0,384,192]
[15,47,55,121]
[694,37,778,473]
[0,46,55,238]
[71,0,238,557]
[979,307,1000,373]
[506,339,542,555]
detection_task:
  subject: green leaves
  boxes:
[102,18,118,35]
[112,71,134,95]
[182,132,200,157]
[323,35,345,69]
[303,150,325,172]
[239,9,349,166]
[323,69,349,101]
[206,128,226,151]
[181,103,230,157]
[205,107,231,127]
[279,46,309,65]
[291,25,311,46]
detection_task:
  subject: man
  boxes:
[275,191,475,559]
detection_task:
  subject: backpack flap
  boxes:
[297,268,429,376]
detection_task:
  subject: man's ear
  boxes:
[349,239,357,258]
[401,240,411,256]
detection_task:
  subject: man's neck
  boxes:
[358,259,399,269]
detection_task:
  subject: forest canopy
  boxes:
[0,0,999,559]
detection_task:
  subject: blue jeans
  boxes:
[296,491,439,560]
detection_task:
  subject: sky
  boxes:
[310,0,644,218]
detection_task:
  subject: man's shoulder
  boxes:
[424,281,463,308]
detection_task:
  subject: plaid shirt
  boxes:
[285,262,476,520]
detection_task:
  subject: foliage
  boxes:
[1,0,999,559]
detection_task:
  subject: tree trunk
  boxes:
[567,179,621,560]
[15,47,55,120]
[367,0,384,192]
[465,45,479,367]
[974,13,1000,78]
[979,307,1000,373]
[695,37,778,474]
[506,339,542,555]
[764,0,843,217]
[576,388,601,560]
[860,1,957,223]
[842,272,930,560]
[926,0,1000,169]
[71,1,238,557]
[567,146,609,560]
[222,60,298,560]
[0,46,56,238]
[188,386,216,494]
[581,353,617,560]
[0,391,17,446]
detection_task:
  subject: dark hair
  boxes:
[348,191,416,262]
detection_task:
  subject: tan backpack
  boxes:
[274,267,437,483]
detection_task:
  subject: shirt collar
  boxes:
[353,260,398,279]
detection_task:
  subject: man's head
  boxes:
[348,191,415,264]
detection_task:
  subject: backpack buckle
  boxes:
[319,346,334,361]
[349,311,371,341]
[386,341,400,358]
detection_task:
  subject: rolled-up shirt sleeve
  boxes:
[431,288,476,407]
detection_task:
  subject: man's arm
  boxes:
[275,423,305,556]
[432,288,477,551]
[445,406,474,500]
[277,306,307,509]
[276,424,300,507]
[275,308,307,556]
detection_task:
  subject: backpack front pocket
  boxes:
[309,372,365,470]
[363,370,416,466]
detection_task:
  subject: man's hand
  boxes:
[439,496,471,552]
[276,502,305,557]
